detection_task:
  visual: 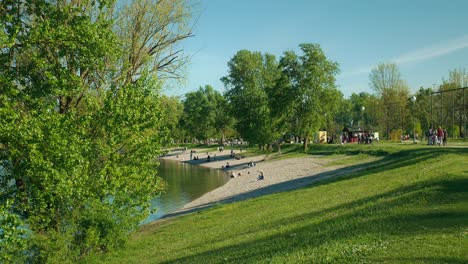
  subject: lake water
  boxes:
[144,158,229,222]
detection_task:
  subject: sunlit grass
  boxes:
[86,143,468,263]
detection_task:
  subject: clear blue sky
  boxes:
[166,0,468,98]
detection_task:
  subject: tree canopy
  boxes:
[0,0,193,262]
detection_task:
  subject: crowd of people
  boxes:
[340,132,377,145]
[427,127,448,146]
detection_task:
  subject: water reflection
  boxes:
[145,159,229,222]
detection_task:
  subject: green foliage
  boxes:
[222,50,281,147]
[182,85,230,143]
[0,0,173,261]
[390,129,403,141]
[277,44,340,151]
[369,63,410,140]
[413,87,433,132]
[0,200,28,264]
[160,95,185,142]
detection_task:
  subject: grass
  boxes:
[85,143,468,263]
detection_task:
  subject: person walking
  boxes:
[437,126,443,146]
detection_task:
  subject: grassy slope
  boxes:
[86,144,468,263]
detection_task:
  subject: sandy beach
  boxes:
[160,148,378,218]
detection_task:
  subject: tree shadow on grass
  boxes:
[164,177,468,263]
[369,257,468,264]
[176,175,468,253]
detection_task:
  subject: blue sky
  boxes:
[166,0,468,98]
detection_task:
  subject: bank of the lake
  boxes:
[161,147,383,218]
[86,144,468,263]
[145,158,229,222]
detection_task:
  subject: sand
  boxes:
[158,148,378,219]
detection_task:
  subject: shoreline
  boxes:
[154,148,380,222]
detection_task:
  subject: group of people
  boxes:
[189,150,199,160]
[400,134,418,141]
[229,170,264,181]
[357,132,375,144]
[186,146,264,181]
[340,132,376,144]
[427,127,448,146]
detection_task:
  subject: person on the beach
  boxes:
[256,171,264,181]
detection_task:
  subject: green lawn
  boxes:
[86,144,468,263]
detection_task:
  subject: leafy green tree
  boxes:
[0,0,190,261]
[369,63,410,139]
[439,69,468,137]
[276,44,340,151]
[160,95,184,143]
[182,85,218,143]
[413,87,433,134]
[212,91,235,145]
[334,96,353,130]
[221,50,280,148]
[0,200,28,263]
[347,92,380,130]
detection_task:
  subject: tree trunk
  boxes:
[220,131,225,146]
[303,135,309,152]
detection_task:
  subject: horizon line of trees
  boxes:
[164,62,467,146]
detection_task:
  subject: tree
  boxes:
[0,0,191,261]
[277,44,340,151]
[114,0,195,83]
[160,95,184,143]
[369,63,410,139]
[347,92,380,130]
[439,69,468,137]
[182,85,218,143]
[221,50,280,148]
[413,87,433,134]
[212,91,234,145]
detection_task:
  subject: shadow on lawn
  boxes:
[369,257,468,264]
[165,176,468,263]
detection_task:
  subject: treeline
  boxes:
[164,54,467,149]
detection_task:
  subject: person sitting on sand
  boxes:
[225,162,230,168]
[230,171,236,178]
[256,170,264,181]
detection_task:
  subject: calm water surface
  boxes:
[145,158,229,222]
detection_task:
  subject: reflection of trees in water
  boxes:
[148,159,228,221]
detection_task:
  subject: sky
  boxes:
[165,0,468,98]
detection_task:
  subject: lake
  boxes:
[144,158,229,222]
